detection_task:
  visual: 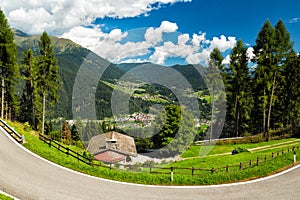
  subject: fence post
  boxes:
[249,160,252,167]
[192,167,194,176]
[211,167,215,174]
[170,167,174,182]
[264,155,267,161]
[239,162,242,170]
[226,165,229,173]
[282,150,284,155]
[150,166,152,174]
[272,152,274,158]
[66,148,69,157]
[294,151,297,163]
[48,140,51,147]
[256,157,259,166]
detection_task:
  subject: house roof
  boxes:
[87,131,137,157]
[94,149,126,164]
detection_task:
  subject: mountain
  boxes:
[15,30,125,119]
[14,30,208,120]
[116,63,207,91]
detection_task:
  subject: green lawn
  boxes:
[181,138,299,158]
[4,120,300,186]
[0,193,13,200]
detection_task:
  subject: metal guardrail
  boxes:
[0,119,23,143]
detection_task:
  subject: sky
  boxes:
[2,0,300,66]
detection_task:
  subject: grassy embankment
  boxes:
[5,120,300,186]
[0,193,13,200]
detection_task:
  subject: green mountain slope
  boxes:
[15,30,124,119]
[15,30,209,120]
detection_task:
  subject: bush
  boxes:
[23,122,31,131]
[234,147,249,154]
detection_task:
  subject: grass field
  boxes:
[0,193,13,200]
[4,120,300,185]
[181,138,299,158]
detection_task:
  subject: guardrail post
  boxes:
[294,151,297,163]
[170,167,174,182]
[192,167,194,176]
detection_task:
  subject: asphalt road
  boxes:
[0,128,299,200]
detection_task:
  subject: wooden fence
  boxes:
[38,133,299,178]
[39,134,92,165]
[0,119,23,143]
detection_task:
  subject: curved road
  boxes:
[0,128,299,200]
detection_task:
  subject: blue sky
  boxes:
[3,0,300,65]
[97,0,300,50]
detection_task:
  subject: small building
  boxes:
[87,131,137,164]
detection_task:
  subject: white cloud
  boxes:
[222,55,231,65]
[144,21,178,45]
[62,21,237,65]
[178,34,189,45]
[246,47,255,60]
[2,0,190,35]
[209,35,236,52]
[160,20,178,32]
[288,17,300,24]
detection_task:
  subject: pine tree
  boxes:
[20,50,38,127]
[273,20,294,127]
[71,124,80,141]
[283,51,300,129]
[253,20,276,135]
[206,48,226,140]
[227,40,253,137]
[0,8,19,120]
[253,20,294,138]
[61,121,71,142]
[37,32,61,134]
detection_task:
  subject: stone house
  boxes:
[87,131,137,163]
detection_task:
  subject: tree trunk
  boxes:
[267,72,277,132]
[1,78,4,119]
[209,84,215,141]
[42,93,46,135]
[263,87,266,133]
[5,101,8,120]
[234,95,239,137]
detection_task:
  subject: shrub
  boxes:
[234,147,249,154]
[23,122,31,131]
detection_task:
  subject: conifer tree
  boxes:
[37,32,61,134]
[20,50,38,127]
[0,8,19,120]
[227,40,253,136]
